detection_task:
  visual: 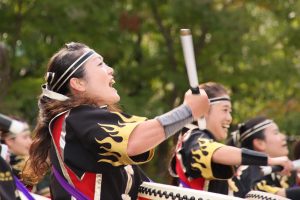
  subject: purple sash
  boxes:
[52,166,89,200]
[179,179,190,188]
[14,176,35,200]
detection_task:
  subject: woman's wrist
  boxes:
[155,104,193,138]
[267,156,271,165]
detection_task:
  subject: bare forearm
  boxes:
[212,146,242,165]
[212,146,291,171]
[127,119,165,156]
[126,89,209,157]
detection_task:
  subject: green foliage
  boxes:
[1,0,300,183]
[1,77,42,124]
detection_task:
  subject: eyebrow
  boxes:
[220,103,231,107]
[222,104,232,110]
[93,56,103,64]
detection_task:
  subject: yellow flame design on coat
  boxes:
[95,112,147,166]
[228,178,239,192]
[255,180,281,194]
[191,138,225,179]
[279,175,289,189]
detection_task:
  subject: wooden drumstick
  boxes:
[180,29,206,130]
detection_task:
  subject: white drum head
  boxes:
[246,190,290,200]
[138,182,243,200]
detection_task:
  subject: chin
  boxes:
[114,95,120,103]
[109,96,120,105]
[283,149,289,156]
[216,135,227,142]
[274,150,289,157]
[220,132,228,141]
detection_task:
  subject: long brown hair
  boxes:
[22,42,119,184]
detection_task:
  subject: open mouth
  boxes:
[222,124,230,129]
[282,143,287,147]
[109,79,115,87]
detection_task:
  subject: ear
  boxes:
[204,106,212,119]
[253,138,266,152]
[69,77,86,92]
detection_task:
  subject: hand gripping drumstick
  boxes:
[261,159,300,176]
[180,29,206,130]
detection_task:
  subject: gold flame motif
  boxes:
[191,138,224,179]
[255,180,280,194]
[280,176,289,189]
[228,178,239,192]
[95,112,146,166]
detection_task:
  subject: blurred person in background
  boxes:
[1,118,32,175]
[0,142,21,200]
[0,116,50,197]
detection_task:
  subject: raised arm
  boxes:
[127,89,209,156]
[212,145,293,174]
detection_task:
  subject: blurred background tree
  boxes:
[1,0,300,183]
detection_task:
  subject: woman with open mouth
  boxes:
[230,116,300,199]
[21,42,210,200]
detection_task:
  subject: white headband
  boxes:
[41,50,95,101]
[240,119,273,143]
[41,84,69,101]
[209,96,231,105]
[51,50,95,92]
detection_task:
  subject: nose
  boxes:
[281,133,286,141]
[104,63,114,75]
[227,112,232,123]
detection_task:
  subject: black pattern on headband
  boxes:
[209,96,230,104]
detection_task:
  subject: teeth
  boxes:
[110,79,115,87]
[223,125,229,128]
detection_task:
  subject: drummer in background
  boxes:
[1,119,32,177]
[1,118,51,197]
[229,116,300,199]
[0,129,21,199]
[169,82,292,195]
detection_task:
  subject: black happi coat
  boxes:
[49,105,154,200]
[0,156,20,200]
[231,165,300,199]
[169,128,234,194]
